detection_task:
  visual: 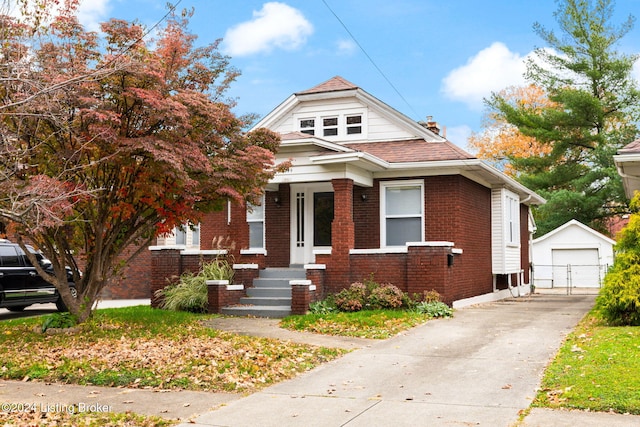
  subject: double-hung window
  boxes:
[300,119,315,135]
[346,115,362,135]
[381,180,424,246]
[322,117,338,136]
[247,197,265,249]
[162,223,199,247]
[506,193,520,246]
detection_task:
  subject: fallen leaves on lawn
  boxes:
[1,321,345,394]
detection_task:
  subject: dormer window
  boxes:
[300,119,315,135]
[296,111,365,139]
[323,117,338,136]
[346,115,362,135]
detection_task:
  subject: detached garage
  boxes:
[532,219,615,289]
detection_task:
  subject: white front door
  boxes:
[290,183,334,265]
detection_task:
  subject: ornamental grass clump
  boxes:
[156,256,234,313]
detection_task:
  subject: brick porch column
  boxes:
[150,247,181,308]
[330,178,355,291]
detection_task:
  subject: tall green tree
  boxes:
[489,0,640,236]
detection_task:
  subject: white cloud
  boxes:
[336,39,357,55]
[223,2,313,57]
[77,0,111,32]
[441,42,528,110]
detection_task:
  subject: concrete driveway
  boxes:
[181,294,596,427]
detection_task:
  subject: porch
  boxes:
[149,242,463,317]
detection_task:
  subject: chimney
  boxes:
[419,115,441,135]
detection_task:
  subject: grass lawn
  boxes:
[0,306,345,393]
[0,306,346,426]
[534,310,640,414]
[280,309,432,339]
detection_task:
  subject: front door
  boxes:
[290,183,334,265]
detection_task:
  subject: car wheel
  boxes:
[56,285,77,312]
[6,305,28,312]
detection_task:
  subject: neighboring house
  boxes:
[532,219,615,289]
[614,138,640,198]
[149,76,545,314]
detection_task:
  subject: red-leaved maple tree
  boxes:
[0,1,285,322]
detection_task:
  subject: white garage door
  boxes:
[552,248,601,288]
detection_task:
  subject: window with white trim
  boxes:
[299,118,315,135]
[506,193,520,245]
[322,117,338,136]
[247,196,265,249]
[159,223,200,247]
[380,180,424,246]
[295,111,365,138]
[346,115,362,135]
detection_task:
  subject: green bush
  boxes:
[41,312,78,332]
[413,301,453,318]
[596,252,640,325]
[596,194,640,326]
[155,257,234,313]
[309,295,337,314]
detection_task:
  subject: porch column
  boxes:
[330,178,355,290]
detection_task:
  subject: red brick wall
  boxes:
[354,183,379,248]
[321,175,495,303]
[100,243,151,299]
[265,184,290,267]
[349,253,407,290]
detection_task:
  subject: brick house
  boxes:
[149,76,545,316]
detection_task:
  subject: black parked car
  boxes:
[0,239,76,312]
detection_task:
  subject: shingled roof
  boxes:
[296,76,358,95]
[618,138,640,154]
[344,140,475,163]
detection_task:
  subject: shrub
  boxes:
[596,252,640,326]
[368,283,404,309]
[413,301,453,318]
[41,312,78,332]
[423,290,442,303]
[334,282,366,312]
[595,196,640,326]
[309,296,337,314]
[333,278,406,312]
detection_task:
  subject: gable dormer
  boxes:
[252,76,445,144]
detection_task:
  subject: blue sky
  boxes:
[52,1,640,148]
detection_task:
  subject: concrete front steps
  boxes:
[220,267,306,318]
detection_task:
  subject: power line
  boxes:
[320,0,420,119]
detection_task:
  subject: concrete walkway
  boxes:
[179,294,639,427]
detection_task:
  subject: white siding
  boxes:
[272,97,420,142]
[367,109,416,141]
[491,188,522,274]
